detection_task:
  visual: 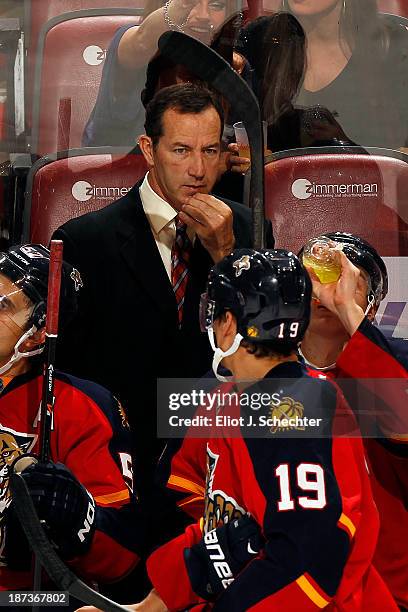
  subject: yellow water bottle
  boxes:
[302,237,342,283]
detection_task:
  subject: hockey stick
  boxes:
[38,239,63,462]
[158,30,266,249]
[32,240,64,607]
[10,243,129,612]
[10,470,131,612]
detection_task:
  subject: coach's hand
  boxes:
[19,460,96,560]
[179,194,235,263]
[184,514,264,601]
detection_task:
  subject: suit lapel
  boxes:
[117,185,178,319]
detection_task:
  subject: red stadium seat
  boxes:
[23,147,148,245]
[25,0,145,50]
[264,147,408,255]
[378,0,408,17]
[30,10,143,156]
[25,4,145,132]
[264,147,408,338]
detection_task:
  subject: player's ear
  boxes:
[139,134,155,167]
[221,311,237,338]
[20,327,46,352]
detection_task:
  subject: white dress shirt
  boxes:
[139,172,195,281]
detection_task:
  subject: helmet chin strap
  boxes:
[0,325,44,377]
[207,327,243,382]
[364,294,375,317]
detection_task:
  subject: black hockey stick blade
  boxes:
[10,473,131,612]
[158,30,265,249]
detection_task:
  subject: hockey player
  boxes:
[89,248,397,611]
[298,232,408,611]
[0,244,142,600]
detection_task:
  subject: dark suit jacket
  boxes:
[53,181,273,494]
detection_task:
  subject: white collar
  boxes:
[139,172,178,235]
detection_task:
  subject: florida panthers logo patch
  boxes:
[233,255,251,277]
[203,445,245,534]
[0,426,37,560]
[70,268,83,291]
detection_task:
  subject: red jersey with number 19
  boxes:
[148,361,398,611]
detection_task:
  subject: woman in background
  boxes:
[237,0,408,151]
[83,0,243,148]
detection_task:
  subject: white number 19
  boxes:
[278,322,300,339]
[275,463,326,511]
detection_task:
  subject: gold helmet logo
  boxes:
[247,326,259,338]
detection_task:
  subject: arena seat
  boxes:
[30,9,143,156]
[378,0,408,17]
[264,147,408,337]
[24,0,144,52]
[23,147,148,245]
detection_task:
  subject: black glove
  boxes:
[184,514,264,600]
[18,461,96,560]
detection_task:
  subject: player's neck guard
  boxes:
[208,327,243,382]
[0,325,44,376]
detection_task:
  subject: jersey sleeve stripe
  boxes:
[337,512,356,539]
[296,574,331,608]
[94,489,130,505]
[177,494,205,508]
[168,474,206,496]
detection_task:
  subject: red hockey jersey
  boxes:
[147,361,398,611]
[0,369,142,590]
[326,317,408,609]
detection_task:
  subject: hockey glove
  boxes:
[183,514,264,600]
[18,461,96,560]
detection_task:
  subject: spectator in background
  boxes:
[237,0,408,152]
[83,0,244,148]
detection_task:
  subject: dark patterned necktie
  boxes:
[171,219,192,327]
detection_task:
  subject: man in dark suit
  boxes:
[53,84,271,499]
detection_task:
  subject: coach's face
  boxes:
[140,107,222,211]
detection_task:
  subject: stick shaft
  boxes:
[38,240,63,462]
[34,241,64,601]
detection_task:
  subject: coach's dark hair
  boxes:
[144,83,225,146]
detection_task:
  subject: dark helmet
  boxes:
[201,248,311,347]
[0,244,83,330]
[299,232,388,305]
